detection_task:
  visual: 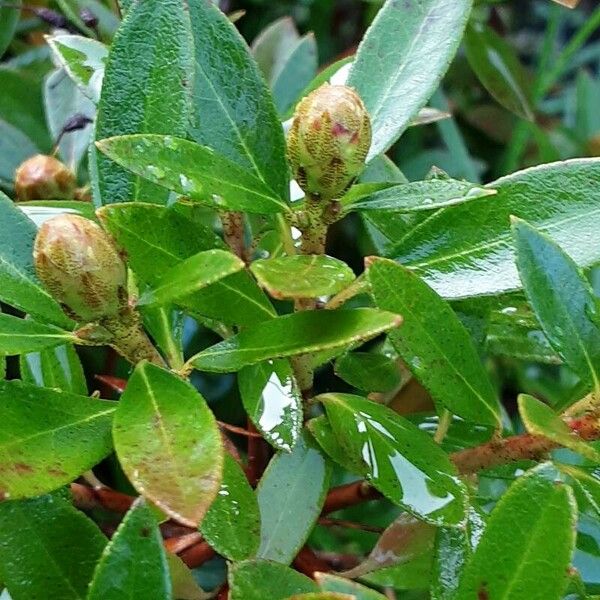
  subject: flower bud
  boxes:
[34,214,127,322]
[15,155,76,201]
[288,84,371,200]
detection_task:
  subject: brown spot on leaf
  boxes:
[14,463,33,474]
[140,527,150,538]
[478,583,489,600]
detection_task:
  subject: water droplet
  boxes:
[146,165,165,180]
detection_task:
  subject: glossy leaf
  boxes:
[513,219,600,393]
[94,0,193,205]
[98,135,288,214]
[229,560,318,600]
[20,343,86,395]
[0,314,75,355]
[200,454,261,561]
[0,380,114,498]
[387,159,600,299]
[113,362,223,527]
[456,465,577,600]
[369,258,500,426]
[0,494,106,600]
[0,0,20,58]
[256,434,331,564]
[238,359,302,452]
[250,255,355,300]
[189,308,402,373]
[558,465,600,519]
[334,351,400,393]
[315,574,387,599]
[0,193,72,328]
[138,250,245,307]
[88,501,171,600]
[518,394,600,462]
[320,393,467,525]
[187,0,289,201]
[465,23,534,121]
[347,0,473,159]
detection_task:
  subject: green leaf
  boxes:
[55,0,119,40]
[368,258,500,426]
[252,17,300,83]
[342,179,496,214]
[0,193,72,328]
[387,159,600,299]
[315,574,388,599]
[518,394,600,462]
[513,218,600,393]
[47,35,108,103]
[320,393,467,526]
[238,359,302,452]
[200,454,260,561]
[250,256,355,300]
[256,433,331,564]
[347,0,473,159]
[0,494,106,600]
[284,594,354,600]
[113,362,223,527]
[558,465,600,519]
[166,553,211,600]
[0,0,20,58]
[97,135,289,215]
[0,380,114,499]
[456,465,577,600]
[20,343,87,395]
[0,119,38,187]
[138,250,245,307]
[88,500,171,600]
[464,23,534,121]
[0,314,75,356]
[94,0,194,205]
[187,0,289,202]
[189,308,402,373]
[334,352,400,393]
[229,560,318,600]
[18,200,98,224]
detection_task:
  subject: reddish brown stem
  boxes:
[94,374,127,394]
[163,532,202,555]
[179,541,216,568]
[71,482,134,513]
[318,517,384,534]
[322,480,381,514]
[293,546,332,578]
[216,584,230,600]
[245,419,267,487]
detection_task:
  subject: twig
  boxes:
[293,546,332,577]
[179,541,216,568]
[220,211,247,262]
[163,532,203,555]
[71,482,134,514]
[245,419,267,486]
[318,517,384,533]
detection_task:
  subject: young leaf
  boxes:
[94,0,194,205]
[256,434,331,564]
[334,352,401,393]
[0,494,106,600]
[229,560,318,600]
[464,23,534,121]
[368,258,500,426]
[315,573,388,599]
[513,218,600,393]
[319,393,467,526]
[189,308,402,373]
[200,454,261,561]
[97,135,289,215]
[88,500,171,600]
[0,380,114,498]
[456,465,577,600]
[518,394,600,462]
[187,0,289,201]
[238,359,302,452]
[250,255,355,300]
[0,313,75,355]
[347,0,473,159]
[138,250,245,307]
[113,362,223,528]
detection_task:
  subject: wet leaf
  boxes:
[238,359,302,452]
[319,393,467,526]
[113,362,223,527]
[0,494,106,600]
[256,434,331,564]
[200,454,260,561]
[0,380,114,498]
[250,255,355,300]
[369,258,501,426]
[189,309,401,373]
[456,464,577,600]
[97,135,289,215]
[315,573,388,599]
[513,218,600,394]
[88,501,171,600]
[347,0,473,159]
[0,314,75,355]
[334,352,400,393]
[229,560,318,600]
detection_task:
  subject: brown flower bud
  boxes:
[15,154,76,201]
[288,84,372,201]
[34,214,127,322]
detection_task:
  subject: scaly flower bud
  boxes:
[288,84,371,201]
[34,214,127,322]
[15,155,76,201]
